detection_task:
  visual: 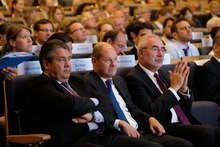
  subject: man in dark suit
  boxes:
[125,34,220,147]
[196,34,220,104]
[24,39,162,147]
[83,42,193,147]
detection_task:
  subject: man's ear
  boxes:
[43,60,49,70]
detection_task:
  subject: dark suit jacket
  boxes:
[24,74,102,146]
[125,64,198,126]
[84,71,151,132]
[196,57,220,104]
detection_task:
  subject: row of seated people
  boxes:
[1,32,220,146]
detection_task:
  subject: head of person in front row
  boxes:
[92,42,118,79]
[137,34,166,72]
[0,24,33,57]
[39,39,71,82]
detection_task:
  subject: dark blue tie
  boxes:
[105,79,128,122]
[182,46,189,56]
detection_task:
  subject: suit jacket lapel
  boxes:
[90,71,108,94]
[136,65,162,97]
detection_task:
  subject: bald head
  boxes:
[92,42,118,79]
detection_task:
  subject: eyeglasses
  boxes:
[141,46,167,53]
[39,29,54,33]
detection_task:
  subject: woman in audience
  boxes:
[10,0,26,24]
[48,6,66,32]
[0,24,33,80]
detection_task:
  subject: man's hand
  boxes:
[119,120,140,138]
[148,117,165,136]
[72,113,93,123]
[169,61,189,91]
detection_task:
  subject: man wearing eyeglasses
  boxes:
[125,34,220,147]
[33,19,54,45]
[66,21,88,43]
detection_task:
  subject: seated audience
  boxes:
[178,7,202,27]
[196,34,220,105]
[84,42,193,147]
[32,19,54,55]
[125,34,220,147]
[65,21,88,43]
[23,39,164,147]
[48,6,66,32]
[97,21,113,41]
[165,18,200,59]
[102,30,127,55]
[161,17,175,45]
[125,20,154,59]
[10,0,26,24]
[81,11,98,35]
[0,24,33,80]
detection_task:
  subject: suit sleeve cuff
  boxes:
[113,119,121,131]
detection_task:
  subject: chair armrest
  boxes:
[7,134,51,144]
[192,101,218,126]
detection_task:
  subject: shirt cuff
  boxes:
[90,98,99,106]
[113,119,121,131]
[93,111,104,123]
[168,87,181,101]
[179,89,191,98]
[88,122,99,131]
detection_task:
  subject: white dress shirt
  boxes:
[165,40,200,59]
[139,63,180,123]
[101,77,138,130]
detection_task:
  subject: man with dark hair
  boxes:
[102,30,127,55]
[33,19,54,45]
[125,20,153,59]
[166,18,200,59]
[65,21,88,43]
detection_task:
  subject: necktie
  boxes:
[154,73,191,125]
[61,82,79,97]
[182,47,189,56]
[154,73,167,93]
[105,80,128,122]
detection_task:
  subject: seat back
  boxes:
[4,75,38,135]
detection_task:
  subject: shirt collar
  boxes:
[139,63,157,76]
